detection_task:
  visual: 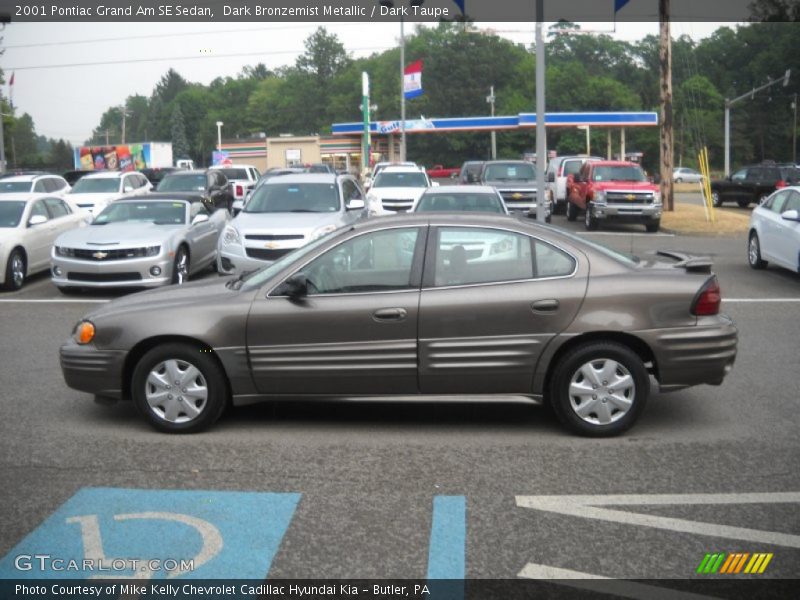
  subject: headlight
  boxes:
[653,191,662,205]
[56,246,75,257]
[311,224,337,240]
[221,226,241,246]
[74,321,95,345]
[144,245,160,257]
[593,191,607,205]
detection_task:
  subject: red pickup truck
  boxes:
[566,160,662,232]
[427,164,460,179]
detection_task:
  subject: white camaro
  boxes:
[747,186,800,274]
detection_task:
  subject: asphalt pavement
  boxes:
[0,192,798,588]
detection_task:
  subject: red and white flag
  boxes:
[403,60,423,100]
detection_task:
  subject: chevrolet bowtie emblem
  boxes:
[626,194,636,200]
[92,251,108,260]
[512,193,523,199]
[264,242,280,249]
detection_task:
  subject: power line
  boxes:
[5,46,393,71]
[3,23,365,50]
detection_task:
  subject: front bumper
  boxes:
[51,252,174,288]
[590,203,662,222]
[60,339,127,400]
[641,314,738,390]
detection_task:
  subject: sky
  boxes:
[1,20,727,146]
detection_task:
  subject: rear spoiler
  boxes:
[656,250,713,273]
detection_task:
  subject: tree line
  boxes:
[2,21,799,173]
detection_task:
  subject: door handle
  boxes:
[531,299,559,312]
[372,308,408,322]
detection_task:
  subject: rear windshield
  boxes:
[71,178,121,193]
[0,201,26,227]
[0,181,31,193]
[373,172,429,188]
[215,168,249,180]
[416,192,504,213]
[157,174,207,192]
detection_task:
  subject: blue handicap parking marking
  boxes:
[427,495,466,600]
[0,487,301,579]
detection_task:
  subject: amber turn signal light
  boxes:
[76,321,95,344]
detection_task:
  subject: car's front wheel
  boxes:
[3,249,26,291]
[171,246,190,285]
[132,343,229,433]
[549,342,649,436]
[645,220,661,233]
[711,190,723,207]
[584,203,599,231]
[748,232,767,269]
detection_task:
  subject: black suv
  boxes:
[711,163,800,208]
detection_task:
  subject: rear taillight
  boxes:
[692,276,721,316]
[236,184,244,196]
[775,180,787,189]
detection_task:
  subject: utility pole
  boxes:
[0,111,6,173]
[535,0,546,223]
[724,69,790,175]
[399,13,406,162]
[659,0,674,212]
[120,105,131,144]
[792,93,797,165]
[487,86,497,160]
[105,129,109,145]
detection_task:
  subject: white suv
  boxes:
[209,164,260,205]
[67,171,152,214]
[0,173,71,198]
[366,166,433,215]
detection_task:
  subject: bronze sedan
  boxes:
[60,214,737,436]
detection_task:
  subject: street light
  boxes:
[380,0,424,162]
[486,86,497,160]
[216,121,224,152]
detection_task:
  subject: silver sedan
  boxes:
[51,193,228,291]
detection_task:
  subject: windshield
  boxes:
[241,226,349,289]
[157,174,207,192]
[92,201,187,225]
[483,162,536,182]
[563,161,584,176]
[0,181,32,193]
[373,172,429,188]
[416,192,504,213]
[71,177,121,194]
[0,201,26,227]
[245,182,340,213]
[215,168,247,180]
[592,166,647,182]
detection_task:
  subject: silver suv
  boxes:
[217,173,367,275]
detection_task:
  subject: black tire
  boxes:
[737,199,751,208]
[584,203,599,231]
[171,246,190,285]
[553,198,566,216]
[757,193,769,206]
[676,178,683,183]
[3,249,25,291]
[545,214,552,224]
[645,220,661,233]
[711,190,723,207]
[131,343,229,433]
[748,231,767,269]
[549,341,649,437]
[566,200,578,221]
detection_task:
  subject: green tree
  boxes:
[170,104,189,159]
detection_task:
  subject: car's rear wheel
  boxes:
[748,232,767,269]
[171,246,190,285]
[711,190,723,207]
[584,203,599,231]
[676,177,683,183]
[566,201,578,221]
[757,193,770,205]
[132,343,228,433]
[549,342,649,436]
[645,220,661,233]
[737,199,751,208]
[3,249,26,291]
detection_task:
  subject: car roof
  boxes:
[591,161,641,167]
[114,193,195,203]
[209,164,257,169]
[262,173,338,184]
[379,166,426,173]
[422,185,497,194]
[81,171,128,179]
[167,170,208,176]
[1,173,64,182]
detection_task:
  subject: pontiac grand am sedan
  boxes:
[60,214,737,436]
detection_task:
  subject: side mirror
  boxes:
[28,214,48,227]
[431,181,440,187]
[781,209,800,222]
[282,273,309,300]
[191,213,209,225]
[346,198,365,210]
[547,172,555,183]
